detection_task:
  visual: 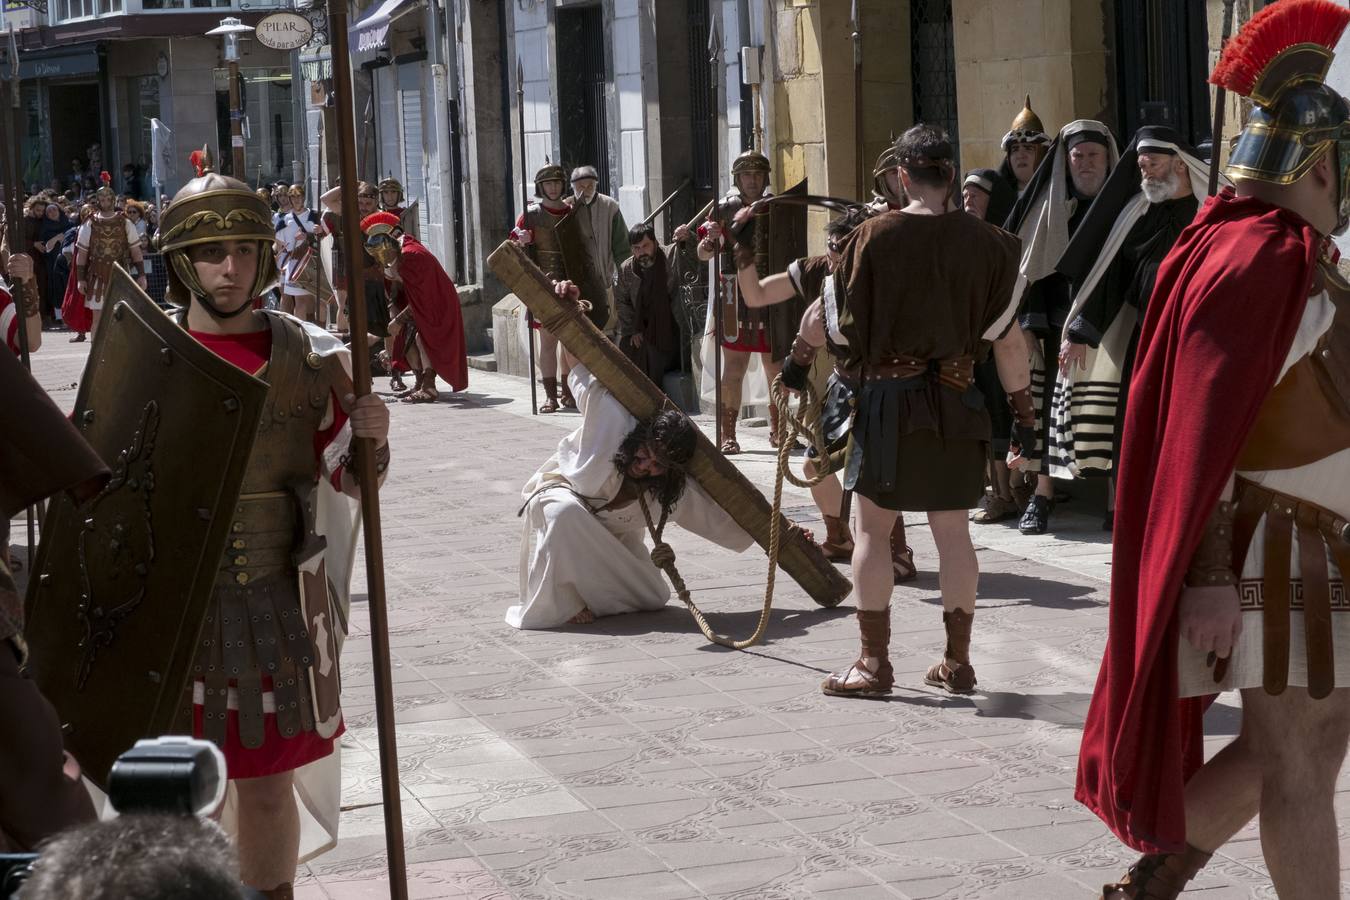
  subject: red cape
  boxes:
[60,272,92,334]
[398,238,468,391]
[1076,189,1321,853]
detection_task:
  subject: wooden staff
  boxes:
[518,57,538,415]
[851,0,865,200]
[1,28,36,562]
[709,15,723,448]
[324,10,408,897]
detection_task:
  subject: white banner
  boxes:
[150,118,173,194]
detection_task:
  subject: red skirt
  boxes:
[60,275,91,334]
[721,328,770,353]
[192,678,341,780]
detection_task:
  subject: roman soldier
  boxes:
[998,95,1052,196]
[1079,3,1350,897]
[75,171,147,336]
[1004,119,1118,535]
[1051,127,1217,529]
[363,210,468,403]
[512,163,576,412]
[378,175,419,241]
[697,149,801,452]
[157,148,389,895]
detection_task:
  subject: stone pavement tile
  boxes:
[317,857,511,900]
[601,798,713,830]
[486,809,619,837]
[675,855,801,895]
[551,871,701,900]
[539,846,669,881]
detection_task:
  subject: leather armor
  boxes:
[193,312,347,750]
[89,213,131,264]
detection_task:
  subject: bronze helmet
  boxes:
[377,175,404,207]
[1001,95,1050,152]
[156,145,277,307]
[731,150,771,196]
[533,164,567,199]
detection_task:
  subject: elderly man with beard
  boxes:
[568,165,630,318]
[615,222,683,389]
[1054,127,1211,528]
[1004,120,1118,535]
[508,282,754,630]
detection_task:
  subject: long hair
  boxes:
[612,410,698,511]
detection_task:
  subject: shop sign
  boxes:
[255,12,314,51]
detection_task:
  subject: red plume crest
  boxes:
[189,150,206,178]
[99,170,111,187]
[1210,0,1350,95]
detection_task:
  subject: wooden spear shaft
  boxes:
[518,57,538,415]
[1,37,36,562]
[324,8,408,897]
[709,16,723,448]
[1208,0,1237,197]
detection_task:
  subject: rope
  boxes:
[638,371,833,649]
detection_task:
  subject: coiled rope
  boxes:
[638,372,836,649]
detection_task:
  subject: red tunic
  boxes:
[695,221,771,353]
[188,326,350,778]
[60,275,92,334]
[1075,189,1321,853]
[396,238,469,391]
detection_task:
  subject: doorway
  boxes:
[555,4,610,193]
[48,82,103,188]
[1115,0,1211,149]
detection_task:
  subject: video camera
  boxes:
[0,736,225,897]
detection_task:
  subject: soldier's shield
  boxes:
[399,199,421,241]
[555,208,612,331]
[24,267,267,787]
[759,178,809,359]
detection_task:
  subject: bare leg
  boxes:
[991,460,1012,502]
[1034,474,1053,498]
[852,495,898,614]
[719,349,750,417]
[89,308,101,337]
[334,290,348,331]
[804,458,845,518]
[1246,686,1350,895]
[926,509,977,614]
[234,770,300,891]
[538,328,559,383]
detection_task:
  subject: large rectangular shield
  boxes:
[555,208,612,331]
[24,267,268,786]
[399,198,421,242]
[488,240,851,610]
[759,179,809,359]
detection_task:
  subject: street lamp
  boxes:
[207,16,253,178]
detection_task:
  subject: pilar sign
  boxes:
[255,12,315,51]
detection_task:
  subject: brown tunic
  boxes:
[836,210,1020,510]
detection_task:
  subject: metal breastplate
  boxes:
[89,214,129,263]
[528,205,567,280]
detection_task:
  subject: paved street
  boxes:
[13,339,1331,899]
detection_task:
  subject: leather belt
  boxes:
[836,355,975,392]
[1233,477,1350,699]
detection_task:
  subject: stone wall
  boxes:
[952,0,1112,172]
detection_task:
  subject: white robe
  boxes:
[507,367,754,629]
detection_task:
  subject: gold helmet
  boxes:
[1001,94,1050,152]
[155,146,276,310]
[94,170,116,202]
[287,182,305,198]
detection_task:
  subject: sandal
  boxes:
[924,657,977,694]
[540,376,559,414]
[971,495,1019,524]
[892,546,917,584]
[401,388,439,403]
[821,658,893,697]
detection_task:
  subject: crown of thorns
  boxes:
[898,154,954,174]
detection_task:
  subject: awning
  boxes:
[350,0,419,54]
[8,45,100,81]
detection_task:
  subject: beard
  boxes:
[634,253,654,272]
[1140,170,1182,204]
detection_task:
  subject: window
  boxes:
[54,0,120,20]
[214,66,295,184]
